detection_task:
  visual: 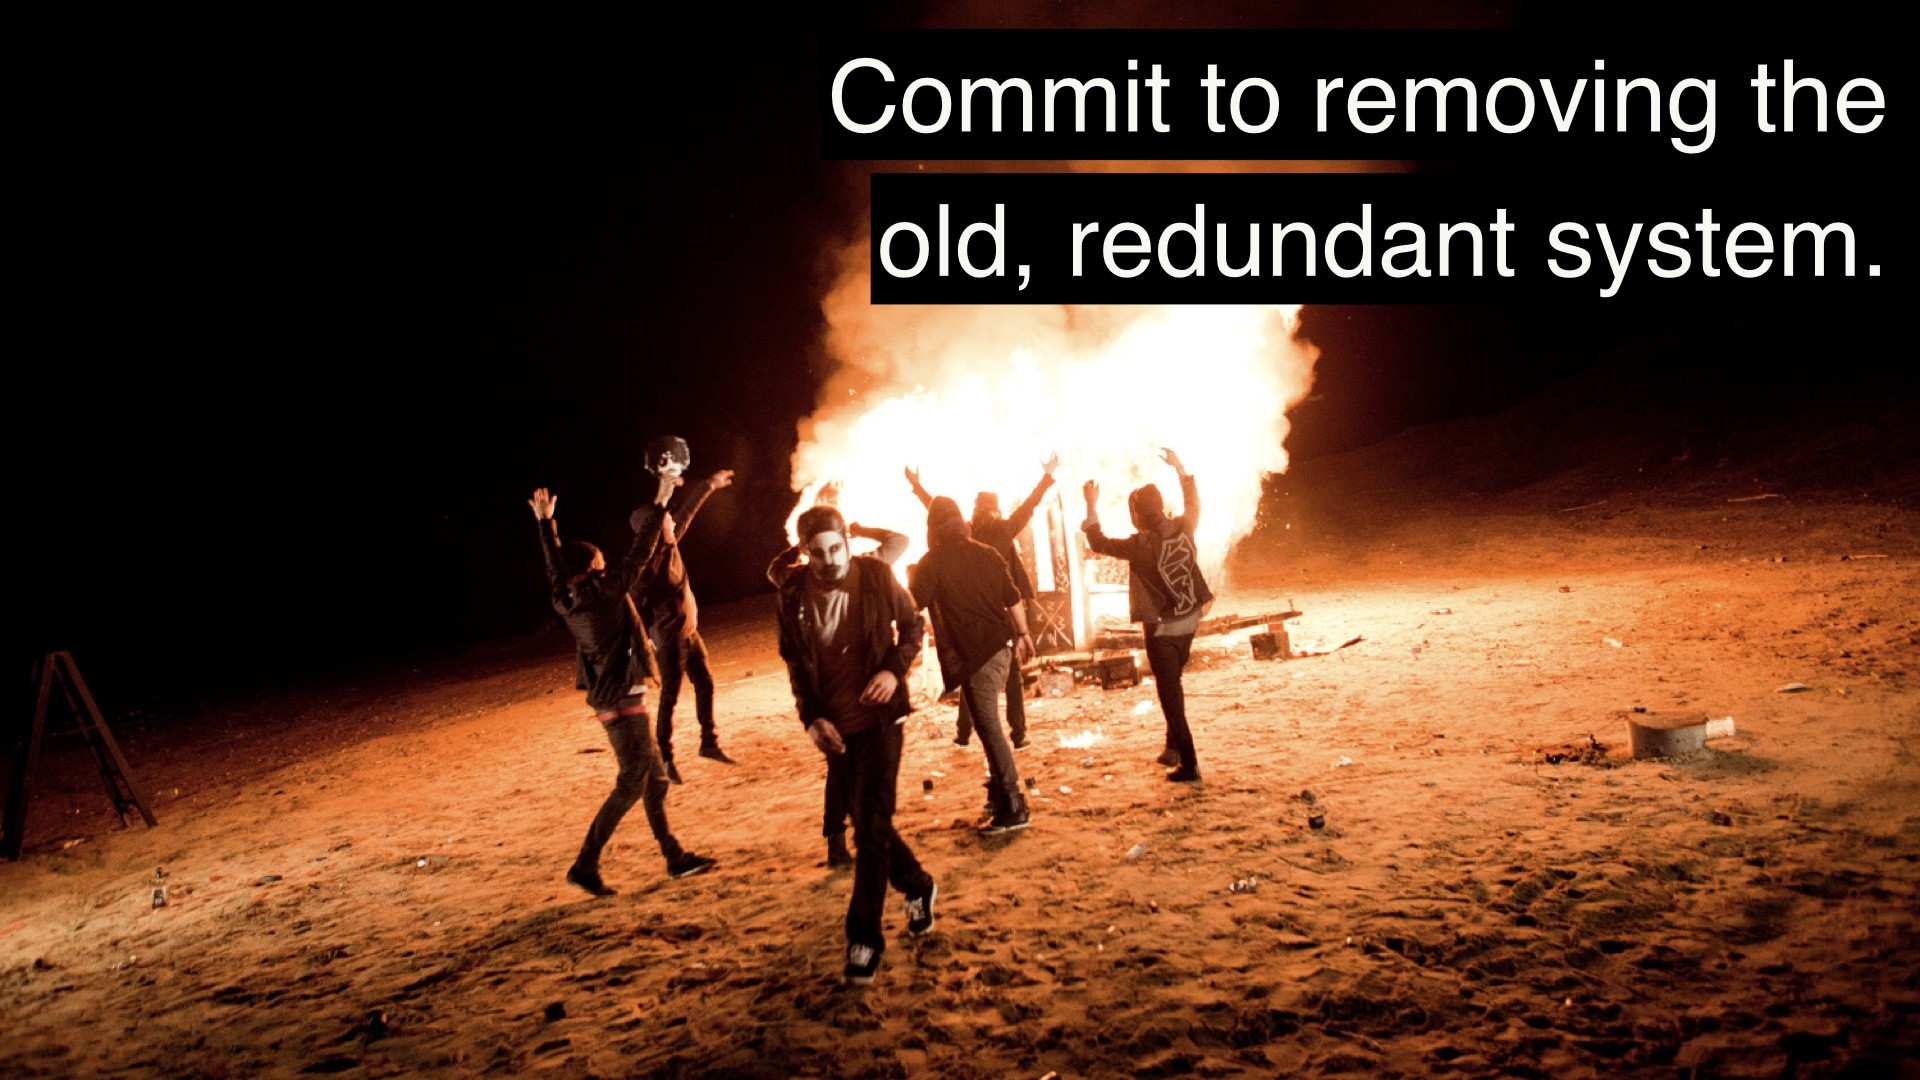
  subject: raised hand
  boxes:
[529,488,557,520]
[1042,452,1060,477]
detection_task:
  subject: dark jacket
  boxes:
[773,554,924,730]
[631,481,715,639]
[538,505,665,710]
[913,472,1054,600]
[909,533,1020,692]
[1083,474,1214,626]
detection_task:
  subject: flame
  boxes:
[786,244,1319,584]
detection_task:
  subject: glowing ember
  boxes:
[1058,728,1106,749]
[784,246,1318,582]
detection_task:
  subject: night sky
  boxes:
[21,8,1908,707]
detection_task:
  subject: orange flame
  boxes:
[787,246,1318,584]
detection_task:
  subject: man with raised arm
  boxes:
[531,480,716,896]
[774,505,936,985]
[1081,448,1213,782]
[632,467,737,782]
[905,453,1058,748]
[768,497,909,870]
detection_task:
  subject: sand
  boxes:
[4,471,1918,1077]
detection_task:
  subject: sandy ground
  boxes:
[4,479,1918,1077]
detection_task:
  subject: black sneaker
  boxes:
[698,741,737,764]
[667,852,717,880]
[905,882,937,936]
[1011,736,1030,750]
[1155,747,1181,767]
[826,832,854,870]
[1165,765,1202,783]
[844,943,881,985]
[980,810,1030,835]
[566,864,616,897]
[665,760,684,785]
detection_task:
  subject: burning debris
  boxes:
[783,238,1317,657]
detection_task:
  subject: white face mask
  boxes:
[804,530,850,584]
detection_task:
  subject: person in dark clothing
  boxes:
[909,498,1035,833]
[906,453,1058,748]
[531,482,716,894]
[1081,448,1214,782]
[631,468,736,782]
[774,505,936,985]
[767,517,909,870]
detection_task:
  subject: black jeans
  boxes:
[650,627,717,762]
[1145,631,1198,770]
[841,720,933,950]
[822,747,851,837]
[578,710,684,872]
[955,658,1026,744]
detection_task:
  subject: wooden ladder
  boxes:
[3,652,157,861]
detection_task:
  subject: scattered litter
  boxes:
[1024,777,1037,791]
[1335,756,1354,768]
[256,875,282,886]
[1308,813,1326,830]
[150,886,167,910]
[1131,701,1154,716]
[1558,585,1571,593]
[1409,646,1422,659]
[1510,659,1535,667]
[929,770,945,778]
[1431,608,1453,615]
[1776,683,1811,693]
[1080,756,1096,768]
[544,1001,566,1022]
[1299,789,1317,804]
[1841,554,1889,561]
[1705,717,1737,739]
[922,779,934,793]
[1726,493,1782,503]
[1228,877,1260,894]
[1058,729,1104,750]
[1339,636,1364,650]
[1603,637,1624,649]
[1125,844,1146,860]
[1058,786,1073,795]
[576,747,605,754]
[1710,811,1734,827]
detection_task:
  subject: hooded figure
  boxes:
[910,496,1033,833]
[1081,449,1212,782]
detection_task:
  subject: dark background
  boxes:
[18,6,1910,712]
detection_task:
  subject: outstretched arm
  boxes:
[1079,478,1138,559]
[1162,448,1199,534]
[670,469,732,543]
[903,466,933,509]
[1003,452,1060,534]
[531,488,566,587]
